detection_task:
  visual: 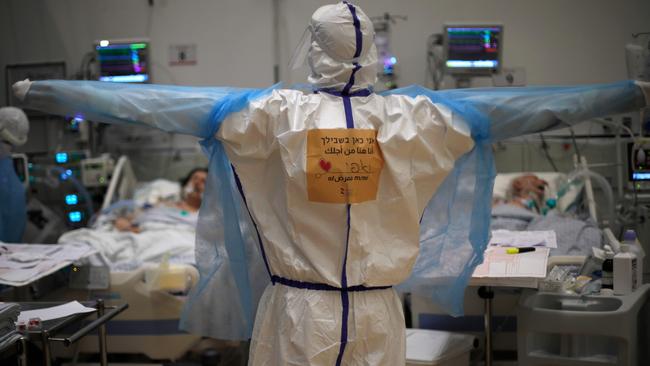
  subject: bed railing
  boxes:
[101,156,138,211]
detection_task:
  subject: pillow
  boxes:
[134,179,181,206]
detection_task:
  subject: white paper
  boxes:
[17,301,96,323]
[472,247,549,278]
[489,230,557,248]
[0,243,96,286]
[406,328,474,362]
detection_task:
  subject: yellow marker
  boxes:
[506,247,536,254]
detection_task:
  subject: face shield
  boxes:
[289,2,378,91]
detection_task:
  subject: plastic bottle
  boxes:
[621,229,645,286]
[601,255,614,290]
[614,252,638,295]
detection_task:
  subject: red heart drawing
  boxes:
[319,159,332,172]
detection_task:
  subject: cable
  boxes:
[425,33,445,90]
[591,117,643,216]
[145,0,154,37]
[150,60,178,85]
[539,133,558,172]
[557,121,582,162]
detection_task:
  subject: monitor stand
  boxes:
[453,75,472,89]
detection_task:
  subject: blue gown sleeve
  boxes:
[21,79,278,339]
[384,80,647,317]
[433,80,647,141]
[22,80,251,138]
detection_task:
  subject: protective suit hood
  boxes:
[305,2,378,92]
[0,107,29,146]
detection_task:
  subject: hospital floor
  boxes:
[58,340,248,366]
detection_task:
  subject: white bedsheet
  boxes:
[59,227,195,266]
[58,206,197,269]
[0,243,96,286]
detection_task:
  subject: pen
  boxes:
[506,247,536,254]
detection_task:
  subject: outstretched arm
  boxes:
[13,79,250,138]
[436,80,649,141]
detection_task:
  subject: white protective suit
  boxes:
[12,2,650,365]
[221,3,473,365]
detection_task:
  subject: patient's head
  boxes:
[506,174,547,211]
[181,168,207,209]
[511,174,547,199]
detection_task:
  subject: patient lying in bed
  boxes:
[113,168,207,233]
[492,174,548,213]
[58,168,207,268]
[491,173,601,256]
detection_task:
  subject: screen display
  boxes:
[96,40,149,83]
[629,143,650,181]
[445,26,501,72]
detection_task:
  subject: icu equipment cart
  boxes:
[517,284,650,365]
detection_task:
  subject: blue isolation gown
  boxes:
[0,154,26,242]
[18,79,647,363]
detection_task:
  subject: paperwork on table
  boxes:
[0,243,96,286]
[489,229,557,248]
[17,301,96,323]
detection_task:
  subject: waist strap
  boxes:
[271,275,391,292]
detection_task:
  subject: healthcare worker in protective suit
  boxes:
[0,107,29,243]
[12,2,650,364]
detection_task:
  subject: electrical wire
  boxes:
[425,34,445,90]
[539,133,559,172]
[591,117,643,215]
[557,121,583,162]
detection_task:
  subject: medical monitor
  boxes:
[629,143,650,188]
[95,38,150,83]
[444,24,502,75]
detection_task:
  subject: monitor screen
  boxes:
[95,39,149,83]
[629,143,650,181]
[444,25,502,74]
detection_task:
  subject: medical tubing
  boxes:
[590,117,641,206]
[568,168,615,222]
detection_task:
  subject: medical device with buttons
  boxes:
[81,154,114,187]
[628,142,650,190]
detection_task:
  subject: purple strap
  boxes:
[271,275,391,292]
[341,0,363,96]
[335,204,352,366]
[344,1,363,58]
[231,166,274,282]
[342,96,354,129]
[335,3,364,365]
[342,63,362,96]
[317,88,372,98]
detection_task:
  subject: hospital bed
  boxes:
[43,156,202,361]
[409,166,608,361]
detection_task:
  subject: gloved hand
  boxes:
[636,81,650,107]
[12,79,32,102]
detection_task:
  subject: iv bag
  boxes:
[626,34,650,82]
